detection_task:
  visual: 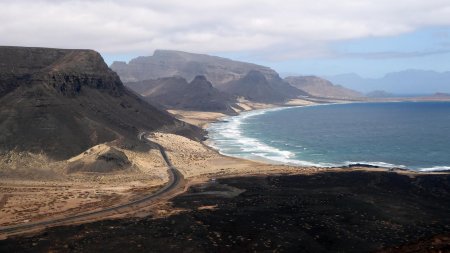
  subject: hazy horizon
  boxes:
[106,49,450,94]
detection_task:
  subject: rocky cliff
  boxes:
[0,46,202,160]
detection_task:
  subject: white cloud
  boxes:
[1,0,450,59]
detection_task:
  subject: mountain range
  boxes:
[326,70,450,95]
[112,50,358,104]
[111,49,277,85]
[126,76,236,113]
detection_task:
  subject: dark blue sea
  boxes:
[207,102,450,171]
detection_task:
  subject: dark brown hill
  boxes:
[126,76,236,113]
[0,46,202,160]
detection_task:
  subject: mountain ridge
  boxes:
[126,75,236,113]
[111,50,310,103]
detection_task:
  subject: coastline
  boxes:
[197,99,450,173]
[137,98,450,194]
[169,99,389,175]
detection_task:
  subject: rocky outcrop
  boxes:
[0,46,202,160]
[0,47,124,97]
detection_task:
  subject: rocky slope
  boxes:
[285,76,363,99]
[126,76,236,113]
[0,46,202,160]
[220,70,309,103]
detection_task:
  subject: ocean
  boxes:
[207,102,450,172]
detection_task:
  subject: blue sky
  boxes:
[211,27,450,78]
[2,0,450,78]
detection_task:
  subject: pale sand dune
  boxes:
[167,99,281,128]
[235,97,317,110]
[167,110,228,128]
[234,100,275,112]
[168,98,318,128]
[284,98,318,106]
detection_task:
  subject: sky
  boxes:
[1,0,450,78]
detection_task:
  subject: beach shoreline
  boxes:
[162,98,450,183]
[198,99,450,173]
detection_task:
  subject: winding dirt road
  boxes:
[0,133,185,237]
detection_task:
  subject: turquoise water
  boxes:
[207,102,450,171]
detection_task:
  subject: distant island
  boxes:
[326,70,450,95]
